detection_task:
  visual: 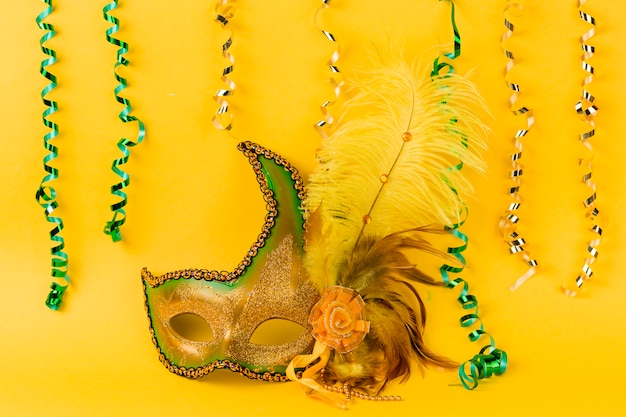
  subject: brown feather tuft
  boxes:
[297,55,487,398]
[322,229,458,395]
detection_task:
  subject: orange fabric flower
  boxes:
[309,286,370,353]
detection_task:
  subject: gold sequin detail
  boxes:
[402,131,412,142]
[379,174,389,183]
[142,141,316,381]
[228,234,318,367]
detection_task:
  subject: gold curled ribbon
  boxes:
[212,0,236,131]
[563,0,602,296]
[499,2,539,291]
[313,0,343,139]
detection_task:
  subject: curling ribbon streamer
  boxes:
[563,0,602,296]
[213,0,236,131]
[439,231,508,390]
[103,0,146,242]
[35,0,70,311]
[433,0,507,390]
[431,0,460,77]
[500,2,539,291]
[286,341,347,409]
[313,0,343,139]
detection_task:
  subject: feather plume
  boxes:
[305,57,488,290]
[323,230,458,394]
[301,56,488,396]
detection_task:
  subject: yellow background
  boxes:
[2,0,625,416]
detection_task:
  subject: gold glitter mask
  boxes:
[142,142,319,381]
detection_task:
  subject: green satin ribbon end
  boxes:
[459,347,508,390]
[104,221,122,242]
[45,282,66,310]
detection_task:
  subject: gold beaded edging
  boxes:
[143,141,306,288]
[144,306,302,382]
[141,141,307,381]
[141,278,304,382]
[141,278,305,381]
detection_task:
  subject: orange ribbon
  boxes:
[287,286,371,408]
[286,341,347,408]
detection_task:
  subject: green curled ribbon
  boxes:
[440,229,508,390]
[103,0,146,242]
[431,0,460,78]
[36,0,69,310]
[433,0,508,390]
[460,346,508,389]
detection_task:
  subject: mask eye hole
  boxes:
[249,318,306,346]
[169,313,214,342]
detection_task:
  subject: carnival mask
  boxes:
[142,142,319,380]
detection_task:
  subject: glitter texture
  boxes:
[142,142,318,380]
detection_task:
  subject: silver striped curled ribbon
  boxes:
[212,0,236,131]
[499,2,539,291]
[313,0,343,139]
[563,0,602,296]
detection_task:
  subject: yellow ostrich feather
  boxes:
[304,57,488,292]
[293,55,489,401]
